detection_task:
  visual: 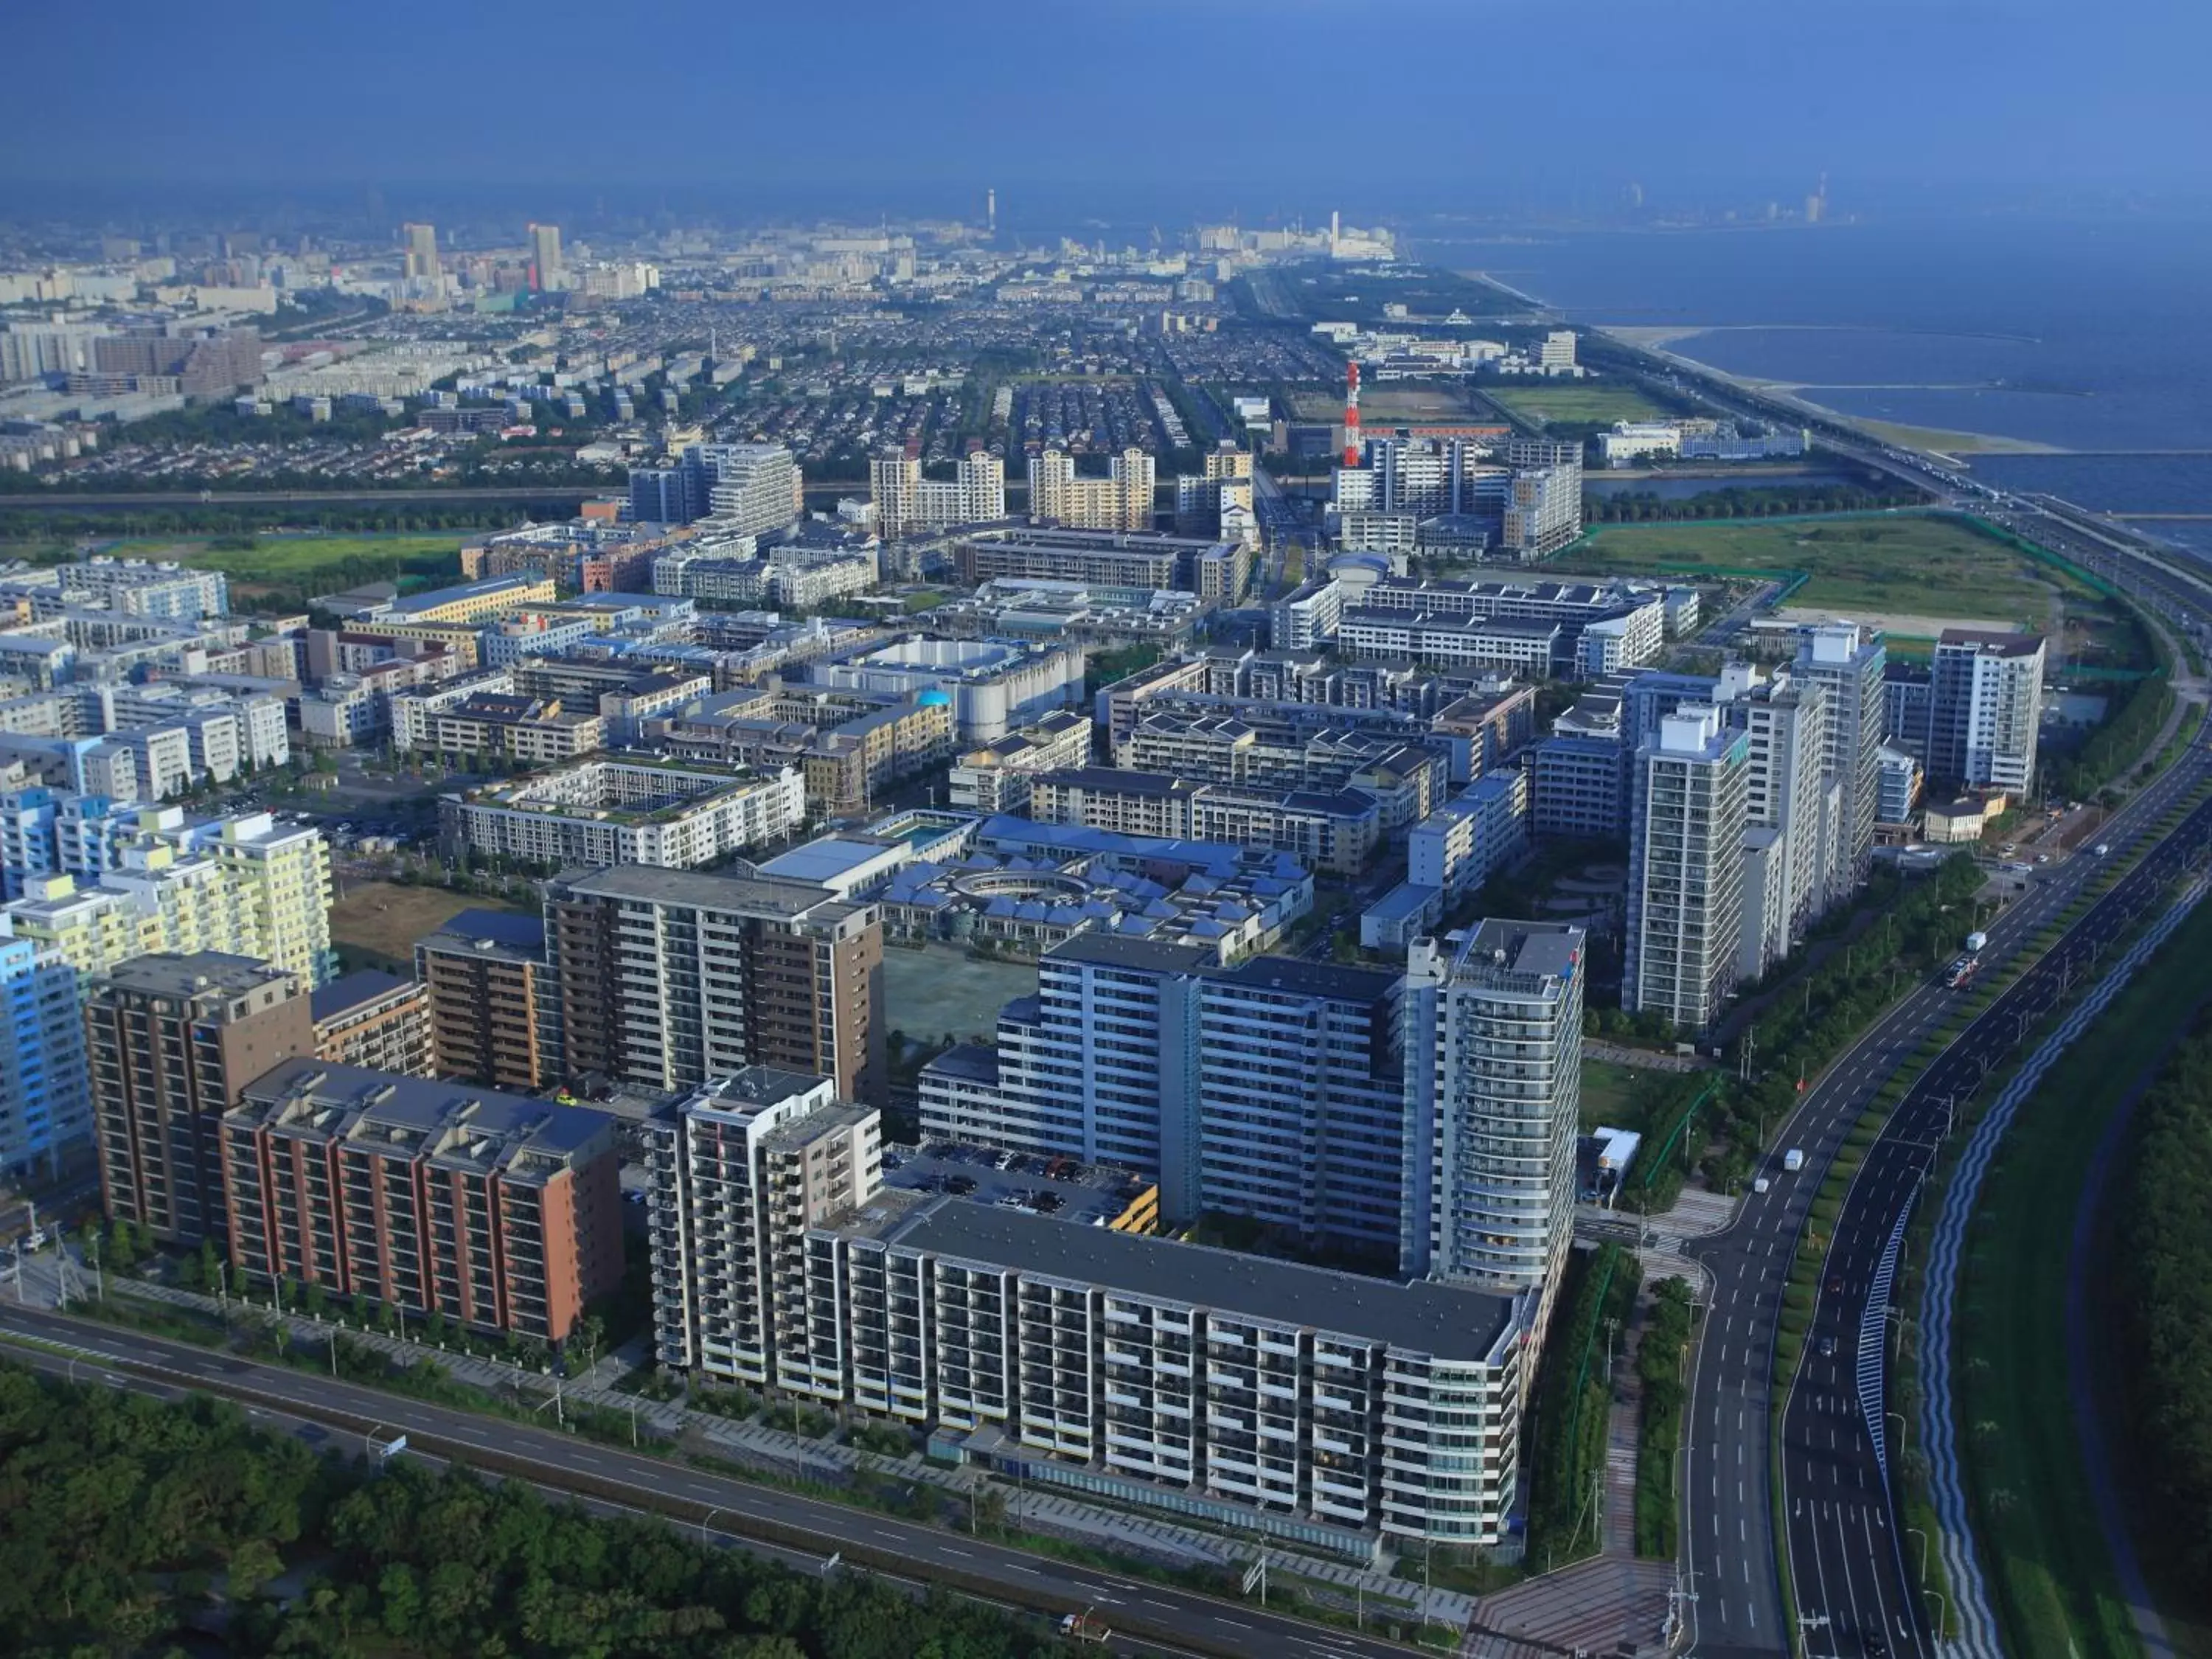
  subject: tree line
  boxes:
[1582,482,1923,523]
[2116,1008,2212,1605]
[0,1359,1061,1658]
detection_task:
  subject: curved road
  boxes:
[1680,731,2212,1659]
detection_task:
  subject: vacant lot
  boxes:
[881,945,1035,1047]
[1293,385,1473,422]
[329,880,526,967]
[93,532,467,601]
[1554,513,2081,632]
[1486,383,1665,426]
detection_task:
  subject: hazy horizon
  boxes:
[7,0,2208,215]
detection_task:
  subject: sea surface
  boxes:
[1417,216,2212,555]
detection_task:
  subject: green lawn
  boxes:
[1486,384,1665,426]
[1579,1058,1646,1130]
[86,532,469,602]
[1551,512,2083,628]
[1952,896,2212,1659]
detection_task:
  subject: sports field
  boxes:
[1486,384,1665,425]
[1552,513,2079,630]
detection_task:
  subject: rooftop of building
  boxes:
[1036,765,1198,798]
[753,835,904,888]
[309,969,419,1025]
[420,907,546,961]
[234,1057,611,1175]
[92,949,293,1000]
[1935,627,2046,657]
[882,1139,1154,1228]
[548,861,851,919]
[386,572,550,616]
[1455,917,1585,983]
[869,1197,1517,1363]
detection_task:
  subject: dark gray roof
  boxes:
[92,950,291,999]
[1461,917,1585,981]
[922,1043,1002,1085]
[1214,953,1399,1004]
[234,1057,613,1175]
[549,863,846,917]
[1039,765,1194,798]
[886,1199,1517,1363]
[310,969,416,1023]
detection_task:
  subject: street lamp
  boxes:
[1906,1526,1930,1585]
[700,1506,722,1546]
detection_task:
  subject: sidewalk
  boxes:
[80,1267,1476,1630]
[1464,1181,1733,1657]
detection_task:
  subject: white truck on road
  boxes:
[1782,1148,1806,1173]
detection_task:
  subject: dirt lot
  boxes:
[329,880,526,967]
[881,945,1036,1047]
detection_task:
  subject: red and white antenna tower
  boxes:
[1341,361,1362,467]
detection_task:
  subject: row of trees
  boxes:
[1632,1278,1697,1559]
[0,1360,1060,1658]
[1582,482,1921,523]
[2117,1012,2212,1601]
[1523,1242,1633,1571]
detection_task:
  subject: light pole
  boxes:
[700,1506,722,1546]
[1906,1525,1929,1585]
[1924,1586,1948,1636]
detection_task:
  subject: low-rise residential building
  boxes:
[438,755,808,870]
[946,709,1094,815]
[1024,767,1385,875]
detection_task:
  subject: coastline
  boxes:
[1593,324,2068,458]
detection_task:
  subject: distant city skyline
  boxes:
[4,0,2208,201]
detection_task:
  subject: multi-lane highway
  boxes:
[0,1303,1418,1659]
[1682,728,2212,1659]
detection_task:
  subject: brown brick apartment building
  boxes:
[219,1059,622,1343]
[310,970,432,1077]
[543,865,883,1103]
[90,953,316,1245]
[414,909,554,1091]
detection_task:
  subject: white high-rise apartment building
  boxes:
[647,1065,1534,1551]
[1792,622,1886,902]
[644,1068,880,1385]
[919,934,1408,1253]
[1401,919,1585,1313]
[1026,447,1154,532]
[1930,628,2046,793]
[692,442,802,540]
[1625,704,1750,1029]
[1718,664,1836,976]
[871,449,1006,537]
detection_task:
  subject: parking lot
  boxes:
[886,1141,1155,1228]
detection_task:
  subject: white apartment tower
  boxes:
[1930,628,2046,793]
[1401,919,1585,1315]
[1625,704,1750,1029]
[1719,664,1836,976]
[644,1068,880,1385]
[691,442,803,540]
[1792,622,1886,902]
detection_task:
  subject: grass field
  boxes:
[94,532,467,598]
[1553,513,2081,630]
[329,880,524,968]
[1485,384,1665,426]
[1579,1059,1645,1130]
[1953,896,2212,1659]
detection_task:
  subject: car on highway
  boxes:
[1818,1335,1837,1357]
[1826,1274,1846,1295]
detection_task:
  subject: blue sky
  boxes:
[7,0,2207,204]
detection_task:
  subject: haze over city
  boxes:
[1,8,2209,1659]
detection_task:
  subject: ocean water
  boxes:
[1419,217,2212,535]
